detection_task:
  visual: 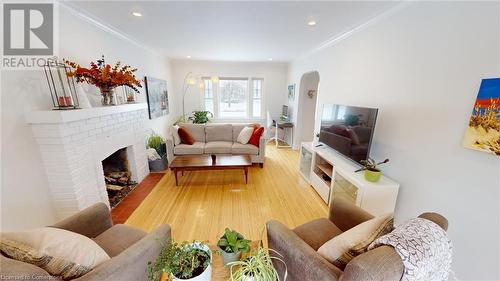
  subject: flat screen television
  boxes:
[319,104,378,164]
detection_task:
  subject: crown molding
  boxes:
[59,2,162,58]
[296,1,412,62]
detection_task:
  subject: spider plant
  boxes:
[228,247,287,281]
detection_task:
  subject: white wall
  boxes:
[0,4,175,231]
[288,2,500,280]
[170,59,288,124]
[296,71,319,144]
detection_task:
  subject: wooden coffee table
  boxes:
[169,155,252,186]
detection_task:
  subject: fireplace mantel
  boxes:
[26,103,149,219]
[25,103,148,124]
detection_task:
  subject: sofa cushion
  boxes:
[248,127,264,147]
[0,227,110,279]
[237,126,254,144]
[172,125,181,145]
[174,142,205,155]
[317,213,393,270]
[93,225,146,257]
[178,127,195,145]
[206,124,233,142]
[232,143,259,155]
[293,218,343,251]
[204,141,232,154]
[232,124,251,141]
[179,123,206,142]
[1,254,53,279]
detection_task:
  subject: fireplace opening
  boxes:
[102,147,138,208]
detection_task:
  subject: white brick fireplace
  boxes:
[25,103,150,219]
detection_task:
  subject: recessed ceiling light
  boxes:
[268,58,273,61]
[307,20,317,26]
[186,55,191,59]
[131,12,142,17]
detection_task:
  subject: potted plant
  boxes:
[228,246,287,281]
[358,158,389,183]
[147,132,168,172]
[148,240,212,281]
[217,228,251,266]
[189,111,213,124]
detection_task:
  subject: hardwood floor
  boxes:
[125,144,328,244]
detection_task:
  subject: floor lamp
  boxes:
[182,73,219,120]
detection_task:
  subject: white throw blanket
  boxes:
[368,218,452,281]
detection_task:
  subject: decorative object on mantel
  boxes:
[120,85,137,103]
[43,58,80,110]
[64,55,142,106]
[463,78,500,156]
[144,76,169,119]
[307,89,316,99]
[288,84,295,102]
[355,158,389,183]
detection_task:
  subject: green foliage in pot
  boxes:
[147,240,211,281]
[360,158,389,172]
[228,247,287,281]
[217,228,250,254]
[344,114,360,126]
[173,115,187,126]
[189,111,213,124]
[147,132,166,156]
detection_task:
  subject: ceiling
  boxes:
[66,1,398,62]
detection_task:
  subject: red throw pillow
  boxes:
[178,127,194,145]
[248,127,264,147]
[334,127,351,138]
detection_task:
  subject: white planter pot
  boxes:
[172,242,212,281]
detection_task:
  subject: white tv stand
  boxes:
[299,142,399,216]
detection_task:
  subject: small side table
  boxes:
[275,121,294,148]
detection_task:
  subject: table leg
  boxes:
[174,169,179,186]
[275,126,278,147]
[244,167,248,184]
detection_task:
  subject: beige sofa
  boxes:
[166,123,266,167]
[1,203,171,281]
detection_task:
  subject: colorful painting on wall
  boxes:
[144,76,169,119]
[463,78,500,156]
[288,84,295,101]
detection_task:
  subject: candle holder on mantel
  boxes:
[43,58,80,110]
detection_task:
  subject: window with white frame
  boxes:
[202,77,263,119]
[252,79,263,118]
[203,79,214,114]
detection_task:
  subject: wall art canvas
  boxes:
[463,78,500,155]
[145,76,169,119]
[288,84,295,101]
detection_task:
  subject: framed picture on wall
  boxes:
[463,78,500,156]
[288,84,295,101]
[144,76,169,119]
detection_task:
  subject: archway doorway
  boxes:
[294,71,320,148]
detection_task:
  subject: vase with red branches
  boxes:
[65,55,142,106]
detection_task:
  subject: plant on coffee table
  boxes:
[217,228,251,266]
[228,246,287,281]
[148,240,212,281]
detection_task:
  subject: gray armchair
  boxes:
[1,203,171,281]
[267,197,448,281]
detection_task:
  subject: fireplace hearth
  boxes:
[102,147,138,208]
